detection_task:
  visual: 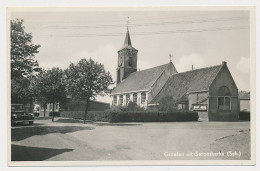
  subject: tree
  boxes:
[65,58,113,124]
[158,96,178,112]
[11,19,41,79]
[33,68,66,121]
[11,19,41,105]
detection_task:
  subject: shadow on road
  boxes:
[55,118,83,123]
[11,144,73,161]
[12,126,94,141]
[55,118,142,126]
[92,122,142,126]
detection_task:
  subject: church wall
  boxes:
[208,63,239,121]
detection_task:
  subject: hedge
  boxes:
[60,110,198,122]
[49,112,60,117]
[60,111,109,122]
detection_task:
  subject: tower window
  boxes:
[128,57,133,66]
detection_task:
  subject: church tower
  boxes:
[117,27,138,84]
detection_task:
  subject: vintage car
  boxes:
[11,104,34,126]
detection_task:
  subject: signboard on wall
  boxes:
[192,104,207,111]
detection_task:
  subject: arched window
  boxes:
[217,86,231,111]
[119,95,123,106]
[126,94,130,105]
[141,92,146,104]
[113,96,117,105]
[218,86,231,96]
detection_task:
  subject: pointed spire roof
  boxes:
[124,28,132,46]
[119,28,137,51]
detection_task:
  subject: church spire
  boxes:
[124,29,132,46]
[123,17,132,46]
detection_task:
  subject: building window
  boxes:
[178,104,187,110]
[218,97,231,111]
[119,95,123,106]
[133,93,137,103]
[56,103,59,110]
[113,96,117,105]
[126,94,130,105]
[141,92,146,104]
[217,86,231,112]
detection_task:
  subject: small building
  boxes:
[39,103,60,117]
[239,91,250,112]
[110,27,240,121]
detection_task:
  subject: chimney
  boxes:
[192,65,193,71]
[222,61,227,66]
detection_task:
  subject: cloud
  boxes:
[236,57,250,74]
[175,53,205,72]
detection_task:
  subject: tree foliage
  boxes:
[11,19,41,79]
[158,96,178,112]
[65,58,113,124]
[33,68,67,121]
[11,19,41,105]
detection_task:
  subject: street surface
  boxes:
[11,118,250,161]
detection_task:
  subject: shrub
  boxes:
[126,101,145,111]
[158,96,178,112]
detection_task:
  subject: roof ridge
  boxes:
[137,62,169,73]
[173,64,222,76]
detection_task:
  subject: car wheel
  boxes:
[29,121,33,125]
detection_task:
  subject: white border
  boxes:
[0,0,259,170]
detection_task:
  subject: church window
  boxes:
[218,97,231,111]
[126,94,130,105]
[217,86,231,111]
[113,96,117,105]
[119,95,123,106]
[133,93,137,103]
[141,92,146,104]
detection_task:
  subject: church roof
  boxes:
[111,63,173,94]
[150,64,223,103]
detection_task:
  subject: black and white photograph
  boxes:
[6,7,255,166]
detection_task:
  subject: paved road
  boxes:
[11,118,250,161]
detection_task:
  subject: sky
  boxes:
[10,8,250,103]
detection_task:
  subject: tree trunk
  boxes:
[44,107,46,119]
[84,99,89,124]
[52,102,55,122]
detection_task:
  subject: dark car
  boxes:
[11,104,34,126]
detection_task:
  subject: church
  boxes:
[110,28,239,121]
